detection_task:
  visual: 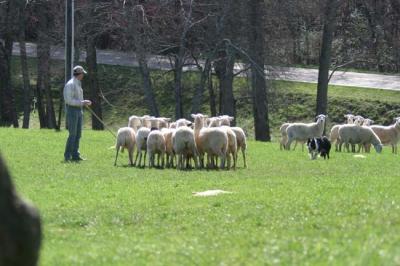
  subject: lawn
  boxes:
[1,128,400,265]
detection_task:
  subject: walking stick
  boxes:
[85,105,117,138]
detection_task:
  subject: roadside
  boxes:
[12,42,400,91]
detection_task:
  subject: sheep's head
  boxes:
[374,143,383,153]
[344,114,354,124]
[354,115,364,126]
[176,118,192,128]
[362,118,374,126]
[191,113,208,128]
[219,115,234,126]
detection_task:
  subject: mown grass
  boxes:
[1,128,400,265]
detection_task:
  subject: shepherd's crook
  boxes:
[85,106,117,138]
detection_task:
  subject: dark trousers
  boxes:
[64,105,82,160]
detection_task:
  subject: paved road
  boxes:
[13,42,400,91]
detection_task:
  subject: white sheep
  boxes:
[114,127,136,166]
[279,122,304,151]
[134,127,150,167]
[147,129,166,168]
[286,114,326,150]
[219,115,247,168]
[329,114,355,151]
[210,116,237,169]
[128,115,141,131]
[370,118,400,154]
[161,128,176,168]
[192,113,228,169]
[158,117,171,129]
[173,126,199,170]
[338,124,382,153]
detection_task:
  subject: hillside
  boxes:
[10,57,400,140]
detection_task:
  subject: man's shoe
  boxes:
[71,156,86,161]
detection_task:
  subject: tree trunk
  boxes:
[174,56,184,119]
[248,0,270,141]
[138,54,159,117]
[19,4,32,129]
[191,58,212,114]
[208,73,217,117]
[85,37,104,130]
[316,0,340,116]
[0,0,19,128]
[37,42,56,129]
[214,51,236,121]
[0,153,42,266]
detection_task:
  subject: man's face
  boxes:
[77,73,84,80]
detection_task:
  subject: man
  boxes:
[63,65,92,161]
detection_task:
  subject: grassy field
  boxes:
[1,128,400,265]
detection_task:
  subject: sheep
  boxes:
[173,126,199,170]
[128,115,141,131]
[192,113,228,169]
[158,117,171,129]
[338,124,382,153]
[134,126,151,167]
[161,128,176,168]
[279,123,304,151]
[147,129,166,168]
[114,127,136,166]
[209,116,237,169]
[286,114,327,150]
[370,118,400,154]
[219,115,247,168]
[330,114,355,151]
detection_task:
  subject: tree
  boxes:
[248,0,270,141]
[124,3,159,117]
[0,0,19,128]
[316,0,341,116]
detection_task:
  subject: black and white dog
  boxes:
[307,136,331,160]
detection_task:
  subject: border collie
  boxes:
[307,136,331,160]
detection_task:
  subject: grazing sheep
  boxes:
[338,125,382,153]
[192,113,228,169]
[330,114,355,151]
[286,114,326,150]
[219,115,247,168]
[134,127,151,167]
[114,127,136,166]
[370,118,400,154]
[173,126,199,170]
[128,115,141,131]
[147,130,166,168]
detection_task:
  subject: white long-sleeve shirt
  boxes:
[63,77,83,107]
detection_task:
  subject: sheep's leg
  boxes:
[134,149,140,166]
[219,152,226,170]
[242,147,247,168]
[128,148,134,166]
[226,153,231,170]
[143,150,147,168]
[114,146,120,166]
[286,139,293,151]
[161,152,165,168]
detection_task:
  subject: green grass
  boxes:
[1,128,400,265]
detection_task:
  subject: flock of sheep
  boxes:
[280,114,400,155]
[114,114,247,170]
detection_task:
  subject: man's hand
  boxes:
[82,100,92,106]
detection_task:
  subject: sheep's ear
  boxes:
[229,116,234,121]
[191,114,196,118]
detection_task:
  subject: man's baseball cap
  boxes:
[73,65,87,75]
